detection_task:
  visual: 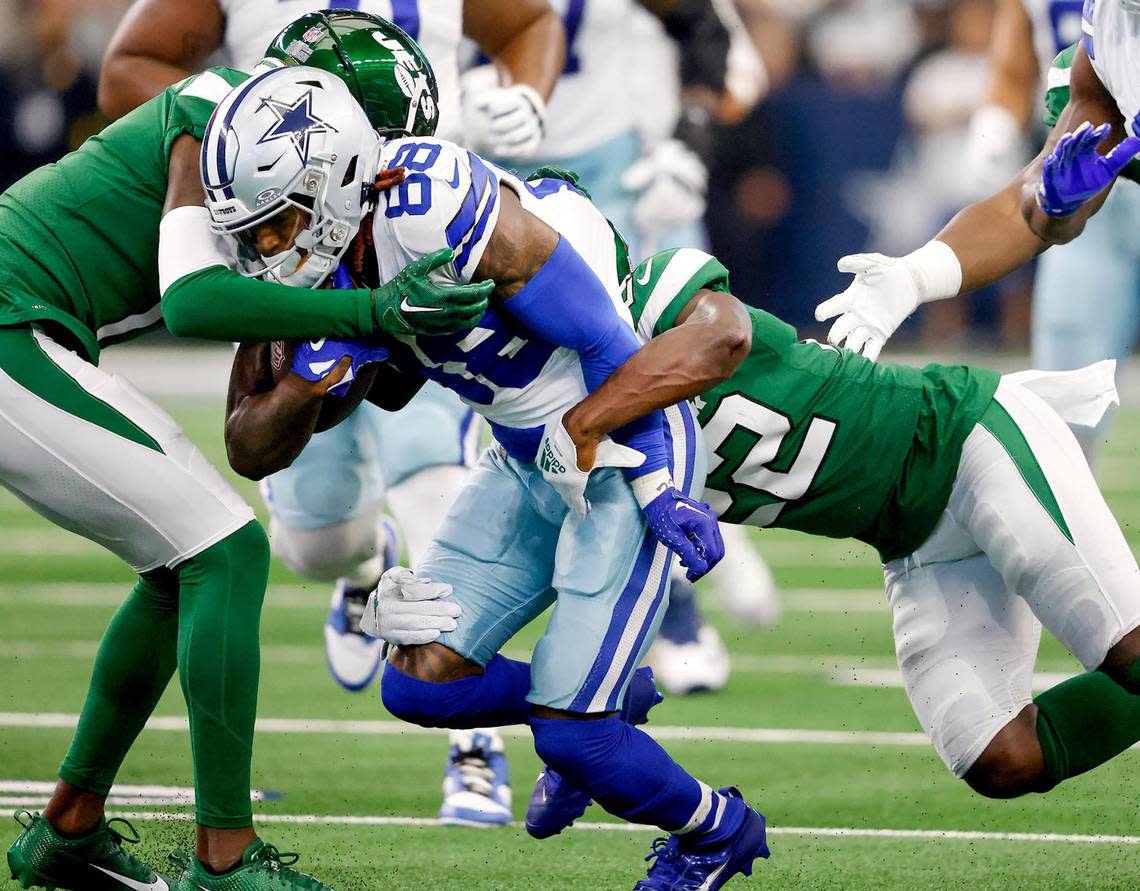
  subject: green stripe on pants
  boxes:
[978,398,1074,544]
[0,324,161,452]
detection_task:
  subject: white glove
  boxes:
[467,83,546,160]
[621,139,708,233]
[814,241,962,361]
[537,412,645,519]
[359,566,460,646]
[965,104,1026,195]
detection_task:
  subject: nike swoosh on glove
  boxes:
[642,489,725,582]
[290,337,389,396]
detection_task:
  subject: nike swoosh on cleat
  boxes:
[90,864,169,891]
[636,258,653,286]
[448,161,461,189]
[400,297,442,313]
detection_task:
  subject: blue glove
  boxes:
[642,488,725,582]
[290,337,389,396]
[1036,122,1140,217]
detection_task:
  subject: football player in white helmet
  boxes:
[210,64,771,889]
[99,1,565,826]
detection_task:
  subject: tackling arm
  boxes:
[563,290,752,470]
[98,0,224,119]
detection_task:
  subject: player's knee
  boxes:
[186,521,271,592]
[1100,628,1140,695]
[268,515,378,582]
[380,648,481,727]
[964,713,1053,799]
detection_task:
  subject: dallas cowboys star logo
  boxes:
[256,90,337,163]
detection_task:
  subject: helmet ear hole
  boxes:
[341,155,359,187]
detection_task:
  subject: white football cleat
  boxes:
[439,730,512,827]
[648,575,731,695]
[710,522,781,627]
[324,518,399,692]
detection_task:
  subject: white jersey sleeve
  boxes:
[1084,0,1140,133]
[371,137,503,286]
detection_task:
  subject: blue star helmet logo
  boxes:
[257,89,338,164]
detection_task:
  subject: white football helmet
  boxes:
[202,66,381,289]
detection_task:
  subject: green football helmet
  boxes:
[264,10,439,137]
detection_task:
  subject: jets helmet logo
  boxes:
[256,90,338,164]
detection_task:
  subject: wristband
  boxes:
[902,240,963,304]
[631,468,674,509]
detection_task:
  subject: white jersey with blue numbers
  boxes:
[538,0,638,157]
[369,137,626,455]
[1024,0,1087,78]
[219,0,464,140]
[1083,0,1140,136]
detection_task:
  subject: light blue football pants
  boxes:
[420,402,706,712]
[1033,184,1140,371]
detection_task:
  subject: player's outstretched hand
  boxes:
[537,412,645,519]
[359,566,461,646]
[1037,122,1140,217]
[642,489,725,582]
[370,248,493,337]
[814,253,921,361]
[621,139,708,234]
[290,337,389,397]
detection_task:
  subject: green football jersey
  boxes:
[0,67,247,362]
[625,248,1000,562]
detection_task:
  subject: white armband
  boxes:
[901,240,963,305]
[631,467,674,509]
[158,205,234,294]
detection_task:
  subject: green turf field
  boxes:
[2,396,1138,890]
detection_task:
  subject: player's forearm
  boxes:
[163,266,373,342]
[935,180,1048,292]
[490,9,565,100]
[98,56,192,119]
[983,0,1037,126]
[225,379,323,480]
[565,300,750,448]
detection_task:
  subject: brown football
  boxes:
[269,340,379,432]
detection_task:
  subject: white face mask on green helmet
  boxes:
[201,66,381,289]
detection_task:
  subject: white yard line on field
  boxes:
[0,583,324,608]
[830,667,1080,693]
[99,810,1140,845]
[0,711,930,745]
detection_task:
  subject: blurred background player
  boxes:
[98,1,565,828]
[965,0,1140,460]
[461,0,777,698]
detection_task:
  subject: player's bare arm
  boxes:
[1018,43,1129,244]
[98,0,224,119]
[224,342,351,480]
[473,185,559,299]
[986,0,1039,127]
[563,290,752,470]
[463,0,564,100]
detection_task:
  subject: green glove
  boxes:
[370,248,493,336]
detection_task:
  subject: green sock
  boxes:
[59,570,180,794]
[175,521,269,829]
[1035,669,1140,786]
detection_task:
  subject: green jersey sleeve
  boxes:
[162,68,247,158]
[624,248,731,341]
[162,265,375,342]
[1043,44,1140,183]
